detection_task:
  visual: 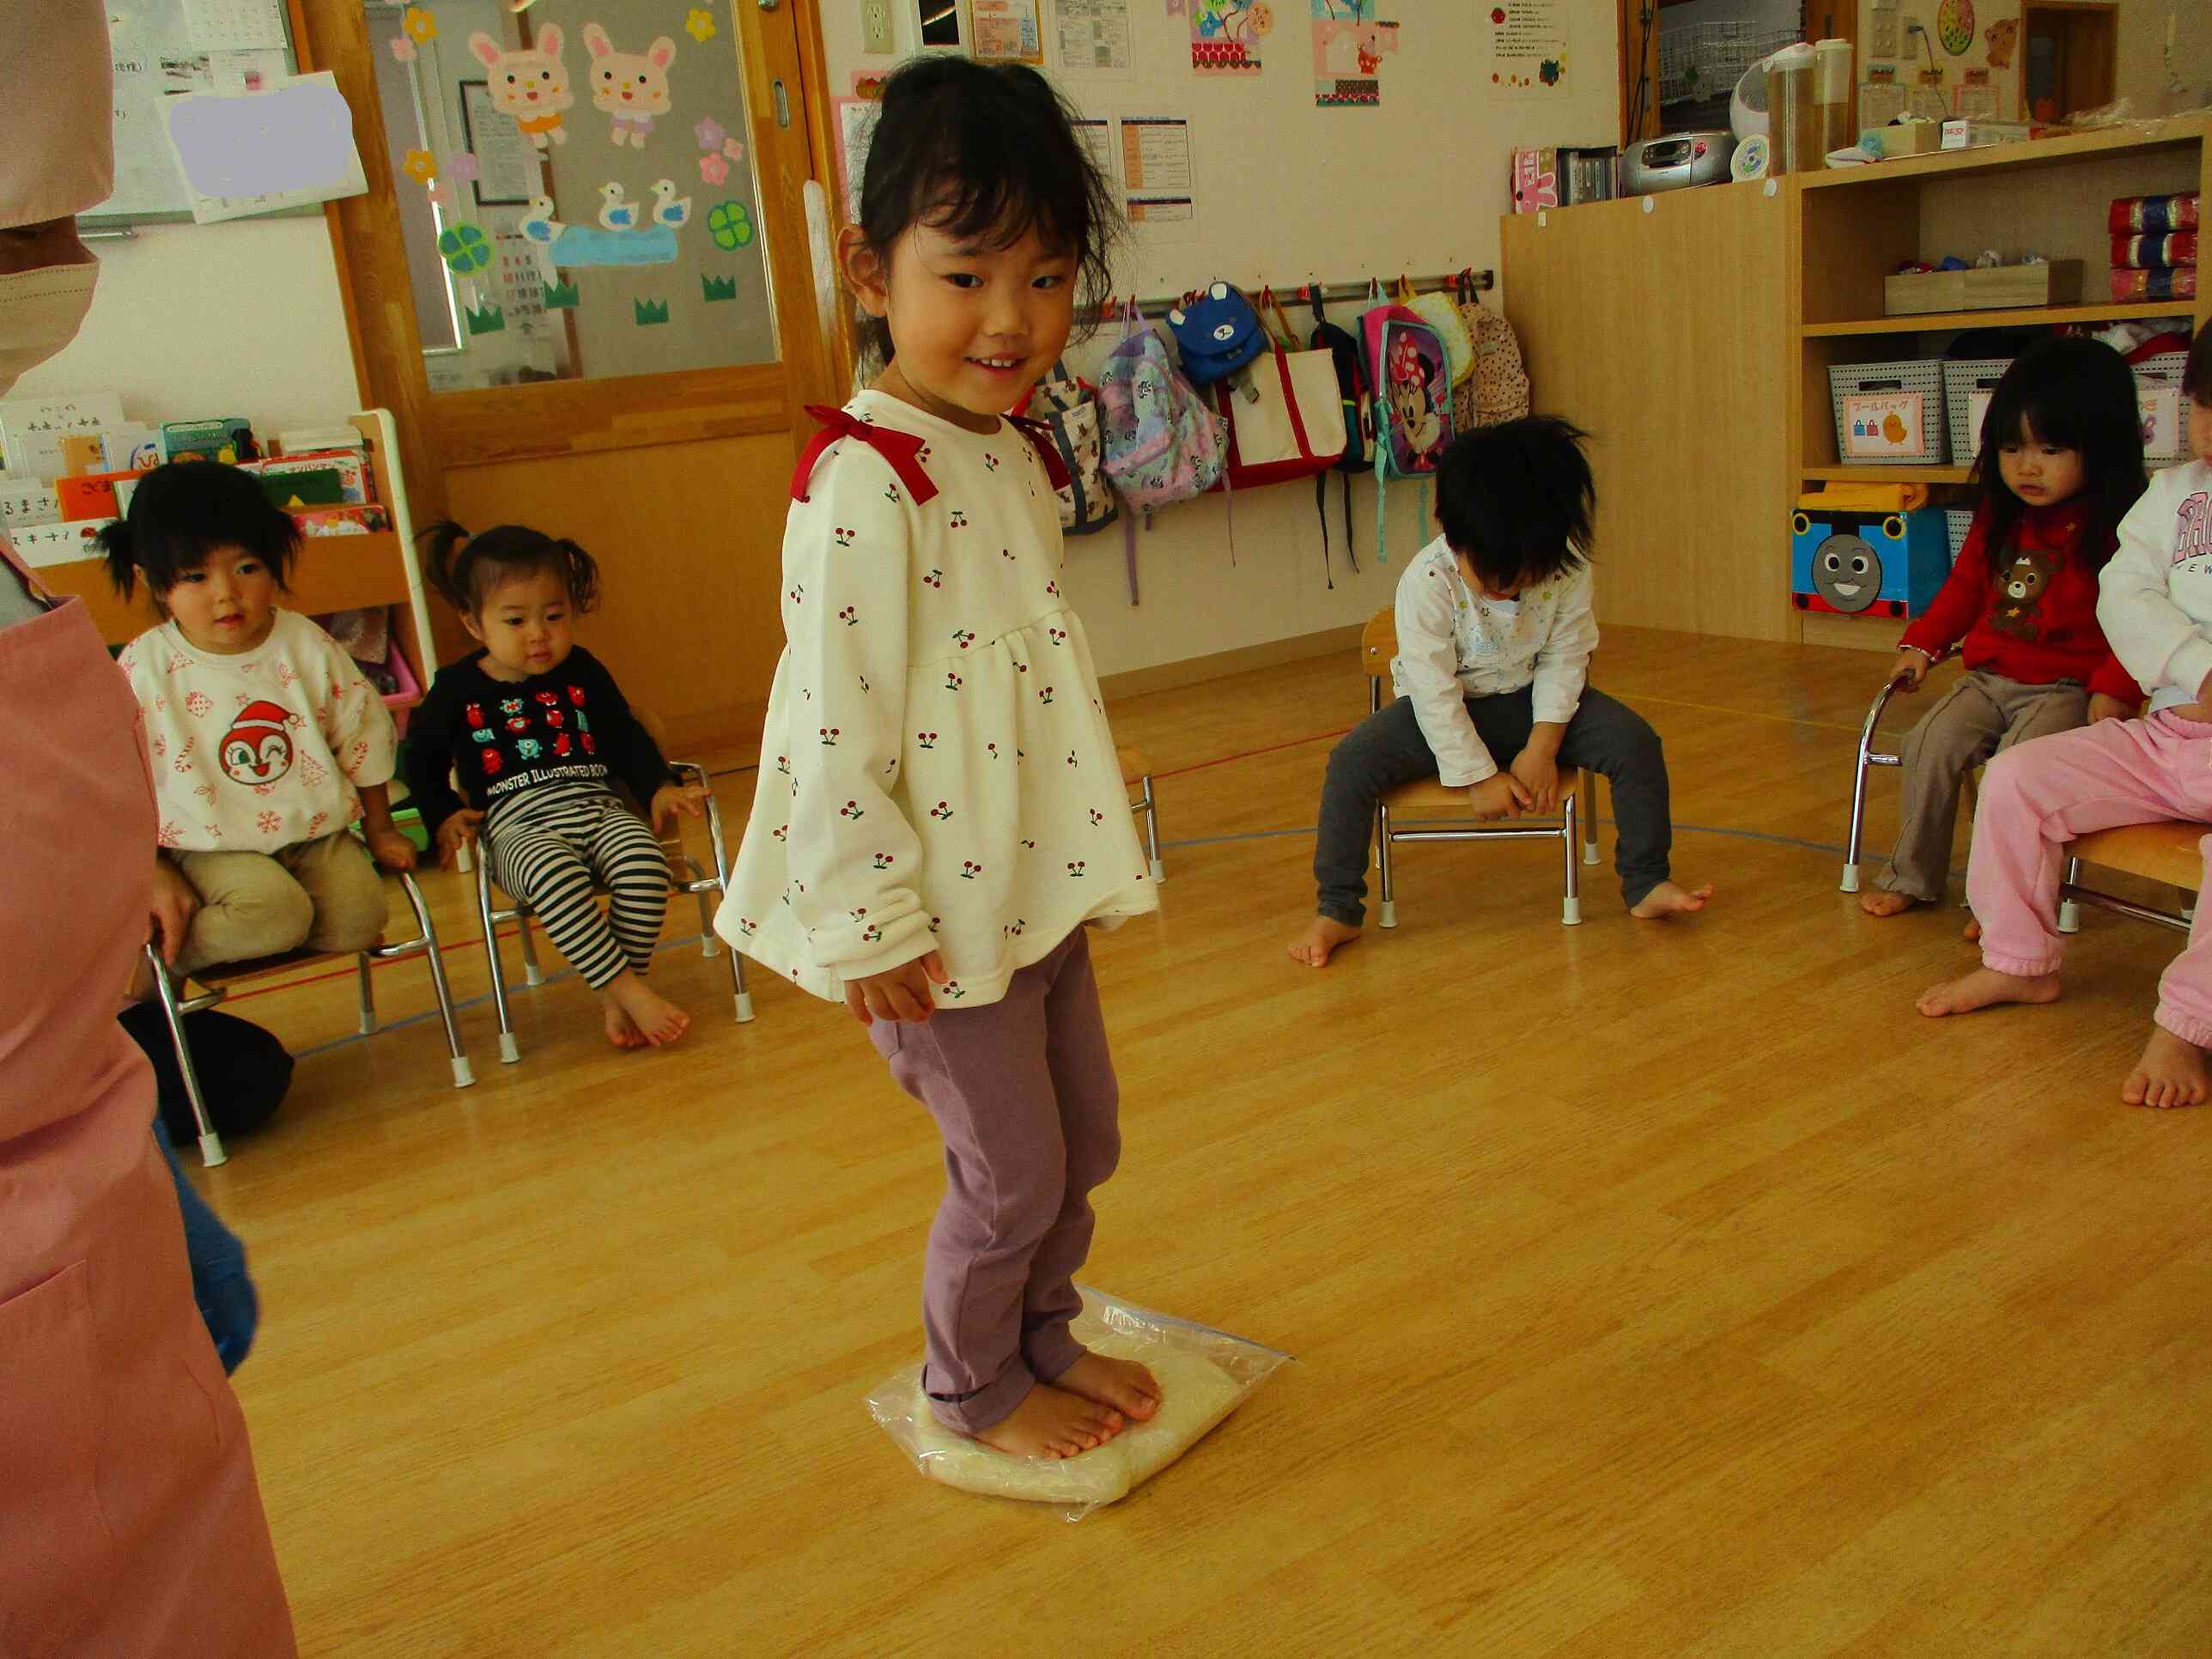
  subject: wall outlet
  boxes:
[860,0,894,56]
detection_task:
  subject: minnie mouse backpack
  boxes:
[1360,288,1454,562]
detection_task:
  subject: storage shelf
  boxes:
[1804,301,2191,337]
[1797,114,2211,191]
[1801,465,1973,483]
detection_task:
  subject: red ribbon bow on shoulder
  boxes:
[788,404,1073,507]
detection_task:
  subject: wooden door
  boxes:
[300,0,845,759]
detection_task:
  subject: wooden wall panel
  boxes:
[442,434,793,759]
[1501,182,1795,642]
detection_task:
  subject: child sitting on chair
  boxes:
[404,522,707,1050]
[1288,416,1711,968]
[1860,336,2147,917]
[105,462,414,979]
[1921,329,2212,1109]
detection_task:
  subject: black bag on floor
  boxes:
[118,1002,294,1142]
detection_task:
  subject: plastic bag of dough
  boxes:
[865,1286,1291,1522]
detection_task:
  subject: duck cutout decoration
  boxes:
[520,195,562,243]
[648,179,692,230]
[597,182,637,231]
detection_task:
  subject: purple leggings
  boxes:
[869,928,1120,1434]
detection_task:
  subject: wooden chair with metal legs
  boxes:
[1360,609,1601,929]
[473,759,753,1061]
[1119,746,1165,883]
[1844,673,1984,896]
[2053,822,2207,940]
[144,867,474,1168]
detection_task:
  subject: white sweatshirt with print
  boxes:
[1389,535,1599,786]
[2099,459,2212,714]
[119,609,398,852]
[717,392,1157,1008]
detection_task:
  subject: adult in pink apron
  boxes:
[0,535,297,1654]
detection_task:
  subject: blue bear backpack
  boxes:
[1360,277,1455,562]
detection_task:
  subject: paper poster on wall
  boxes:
[1312,3,1399,108]
[973,0,1045,64]
[1482,0,1567,94]
[834,97,875,222]
[183,0,288,53]
[1188,1,1271,76]
[1119,113,1197,240]
[1054,0,1133,72]
[160,70,368,222]
[1073,117,1120,190]
[461,82,542,207]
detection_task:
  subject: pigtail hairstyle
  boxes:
[99,460,299,600]
[851,57,1122,374]
[417,520,602,616]
[1973,334,2148,571]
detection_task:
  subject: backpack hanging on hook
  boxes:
[1307,281,1375,586]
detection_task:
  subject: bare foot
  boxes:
[2122,1024,2212,1109]
[1858,890,1920,918]
[1631,880,1715,920]
[1054,1352,1162,1423]
[1917,965,2062,1018]
[603,1000,647,1050]
[605,971,690,1048]
[1286,915,1362,968]
[1963,917,1983,943]
[971,1381,1124,1460]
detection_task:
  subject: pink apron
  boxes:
[0,535,295,1656]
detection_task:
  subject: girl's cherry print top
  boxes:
[119,608,398,853]
[719,390,1157,1006]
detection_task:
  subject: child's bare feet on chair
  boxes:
[1917,966,2061,1018]
[974,1382,1124,1459]
[1859,890,1919,918]
[1963,917,1983,943]
[1055,1352,1162,1422]
[605,972,690,1048]
[2123,1024,2211,1109]
[1631,880,1714,920]
[1287,915,1361,967]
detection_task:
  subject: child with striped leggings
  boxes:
[406,523,707,1049]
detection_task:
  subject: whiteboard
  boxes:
[87,0,305,226]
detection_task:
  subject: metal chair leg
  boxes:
[477,854,520,1065]
[517,910,544,986]
[146,944,225,1169]
[396,872,474,1088]
[2058,855,2082,935]
[1562,793,1583,927]
[698,783,753,1023]
[1376,803,1397,929]
[1580,769,1601,866]
[684,854,719,957]
[1139,775,1164,884]
[356,953,377,1036]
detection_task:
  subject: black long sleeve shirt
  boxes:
[404,647,674,839]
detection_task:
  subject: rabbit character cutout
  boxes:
[581,25,677,149]
[468,26,573,149]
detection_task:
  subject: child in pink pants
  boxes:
[1922,331,2212,1109]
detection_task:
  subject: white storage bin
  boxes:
[1944,507,1976,566]
[1830,359,1948,467]
[1942,357,2012,465]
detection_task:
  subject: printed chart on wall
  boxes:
[1482,0,1569,94]
[973,0,1046,64]
[1119,113,1198,241]
[1187,1,1273,76]
[1312,3,1401,109]
[1054,0,1133,72]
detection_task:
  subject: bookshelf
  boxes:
[39,409,437,702]
[1790,114,2211,649]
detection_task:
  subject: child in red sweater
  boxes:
[1861,336,2148,915]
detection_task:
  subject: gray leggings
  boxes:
[1313,686,1673,924]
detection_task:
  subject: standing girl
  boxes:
[105,461,415,977]
[1919,329,2212,1109]
[404,523,705,1050]
[1861,335,2147,916]
[717,58,1160,1460]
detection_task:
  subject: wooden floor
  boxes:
[190,626,2212,1656]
